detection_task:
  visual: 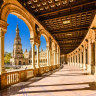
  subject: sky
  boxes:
[5,14,46,53]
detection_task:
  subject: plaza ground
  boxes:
[1,65,96,96]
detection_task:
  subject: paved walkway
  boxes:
[1,65,96,96]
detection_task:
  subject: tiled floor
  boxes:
[1,65,96,96]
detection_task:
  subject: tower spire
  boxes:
[16,24,19,31]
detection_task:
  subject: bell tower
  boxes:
[12,24,23,59]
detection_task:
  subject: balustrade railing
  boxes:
[1,64,60,89]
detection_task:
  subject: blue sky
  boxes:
[5,14,46,53]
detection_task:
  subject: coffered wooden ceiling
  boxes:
[18,0,96,54]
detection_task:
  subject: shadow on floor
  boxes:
[1,81,94,96]
[27,82,92,87]
[0,66,94,96]
[0,67,63,96]
[16,87,95,94]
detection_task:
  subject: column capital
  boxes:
[0,27,7,37]
[0,20,8,30]
[0,29,5,37]
[36,43,40,47]
[30,38,35,44]
[46,45,50,50]
[30,38,40,45]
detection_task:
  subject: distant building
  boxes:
[10,25,47,66]
[10,24,28,65]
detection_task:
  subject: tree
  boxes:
[4,53,12,64]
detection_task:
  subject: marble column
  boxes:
[59,49,60,65]
[83,46,86,70]
[57,52,59,65]
[78,52,80,68]
[89,28,96,88]
[31,42,35,69]
[93,29,96,75]
[0,28,6,74]
[95,40,96,75]
[80,51,83,68]
[73,55,74,66]
[69,57,71,66]
[47,47,49,66]
[91,42,95,75]
[77,53,79,68]
[87,39,91,74]
[49,50,51,66]
[76,54,78,67]
[70,56,72,66]
[74,55,76,66]
[36,44,40,68]
[72,55,74,66]
[54,50,56,65]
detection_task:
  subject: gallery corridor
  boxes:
[0,65,96,96]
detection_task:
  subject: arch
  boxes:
[1,3,36,38]
[40,29,49,46]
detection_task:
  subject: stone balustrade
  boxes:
[0,64,60,90]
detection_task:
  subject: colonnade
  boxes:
[0,0,61,77]
[30,40,60,70]
[0,0,61,89]
[0,26,60,75]
[67,15,96,77]
[68,33,96,75]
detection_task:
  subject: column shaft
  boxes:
[31,43,35,69]
[80,51,83,68]
[47,49,49,66]
[0,28,5,74]
[83,46,86,69]
[94,30,96,75]
[36,44,40,68]
[54,51,56,65]
[87,39,91,73]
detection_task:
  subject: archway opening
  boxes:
[4,14,32,71]
[39,35,47,67]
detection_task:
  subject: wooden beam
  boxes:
[60,44,79,47]
[57,38,83,41]
[56,36,84,40]
[36,0,96,18]
[59,42,81,45]
[50,25,89,34]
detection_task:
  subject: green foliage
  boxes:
[5,67,11,69]
[23,54,24,58]
[4,53,12,64]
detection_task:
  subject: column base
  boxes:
[94,66,96,75]
[82,64,86,70]
[87,64,91,74]
[74,63,76,67]
[80,63,83,68]
[74,63,77,67]
[91,65,96,75]
[75,63,79,68]
[89,82,96,89]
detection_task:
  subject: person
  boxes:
[25,67,27,70]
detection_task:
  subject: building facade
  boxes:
[10,25,47,67]
[10,25,28,65]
